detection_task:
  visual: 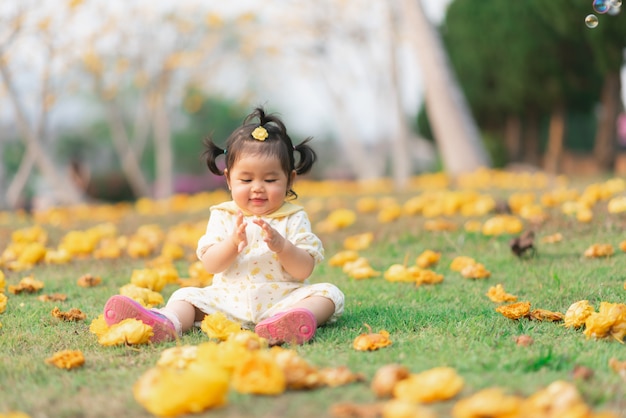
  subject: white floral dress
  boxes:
[168,201,345,329]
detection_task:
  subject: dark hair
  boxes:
[203,107,317,199]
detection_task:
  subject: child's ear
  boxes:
[289,170,296,185]
[224,168,231,190]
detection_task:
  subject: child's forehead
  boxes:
[232,152,282,169]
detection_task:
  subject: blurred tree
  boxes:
[78,3,234,199]
[176,93,248,174]
[443,0,624,173]
[0,1,85,209]
[405,0,492,175]
[528,0,626,169]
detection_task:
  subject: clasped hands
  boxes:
[232,211,286,254]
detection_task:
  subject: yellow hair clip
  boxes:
[251,126,268,141]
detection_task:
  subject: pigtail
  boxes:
[202,136,226,176]
[293,137,317,175]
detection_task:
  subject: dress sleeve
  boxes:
[196,208,232,259]
[286,210,324,264]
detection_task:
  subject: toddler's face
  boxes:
[225,153,294,216]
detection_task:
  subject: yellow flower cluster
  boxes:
[365,364,617,418]
[132,328,363,417]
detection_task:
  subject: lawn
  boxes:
[1,170,626,418]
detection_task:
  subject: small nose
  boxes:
[251,181,264,191]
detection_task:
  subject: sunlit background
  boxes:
[0,0,624,211]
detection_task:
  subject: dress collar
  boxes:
[211,201,303,219]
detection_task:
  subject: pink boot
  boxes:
[103,295,177,343]
[255,308,317,345]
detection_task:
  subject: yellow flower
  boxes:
[45,350,85,370]
[486,284,518,303]
[231,351,286,395]
[353,325,392,351]
[251,126,268,141]
[0,293,7,314]
[416,250,440,269]
[89,314,109,337]
[133,363,229,416]
[452,387,523,418]
[200,312,242,341]
[496,301,531,320]
[343,232,374,251]
[97,318,153,346]
[119,284,164,308]
[393,367,464,403]
[563,300,594,329]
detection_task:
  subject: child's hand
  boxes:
[233,211,248,253]
[253,218,286,253]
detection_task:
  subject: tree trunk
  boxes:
[543,104,565,174]
[321,73,383,180]
[593,71,621,170]
[0,65,83,207]
[504,114,522,162]
[6,148,35,209]
[152,83,174,199]
[104,100,152,198]
[404,0,491,175]
[386,0,411,189]
[523,110,541,166]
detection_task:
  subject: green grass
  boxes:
[2,185,626,417]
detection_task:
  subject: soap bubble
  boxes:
[593,0,610,13]
[608,0,622,15]
[608,5,621,14]
[585,14,599,28]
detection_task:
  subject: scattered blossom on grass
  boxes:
[343,233,374,251]
[130,268,167,292]
[416,250,440,268]
[460,262,491,279]
[393,367,464,403]
[449,256,476,272]
[353,324,392,351]
[540,232,563,243]
[486,284,518,303]
[451,387,523,418]
[563,300,594,329]
[77,273,102,287]
[119,284,164,308]
[133,363,230,417]
[97,318,153,346]
[496,301,531,320]
[0,293,7,314]
[370,364,410,398]
[52,307,86,322]
[89,314,109,337]
[529,309,564,322]
[45,349,85,370]
[8,275,44,294]
[37,293,67,302]
[200,312,242,341]
[328,250,360,267]
[583,302,626,342]
[583,243,614,258]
